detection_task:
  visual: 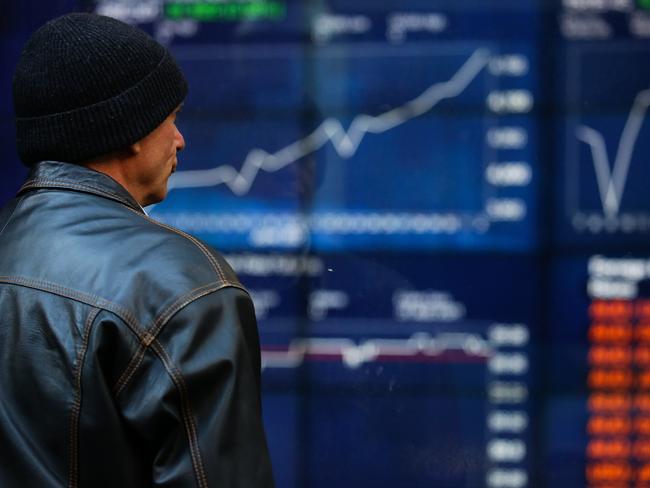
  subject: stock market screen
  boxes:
[2,0,650,486]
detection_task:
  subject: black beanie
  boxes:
[12,13,188,166]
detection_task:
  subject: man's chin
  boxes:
[142,191,166,209]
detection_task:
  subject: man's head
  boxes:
[12,13,188,205]
[86,104,186,206]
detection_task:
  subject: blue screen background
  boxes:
[3,1,650,486]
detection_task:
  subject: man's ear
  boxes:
[129,141,142,155]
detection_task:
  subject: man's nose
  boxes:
[176,127,185,152]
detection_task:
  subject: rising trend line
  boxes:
[168,48,491,196]
[576,89,650,218]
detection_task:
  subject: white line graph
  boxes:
[261,332,492,369]
[576,89,650,218]
[168,48,491,196]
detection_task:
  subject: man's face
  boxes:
[130,106,185,206]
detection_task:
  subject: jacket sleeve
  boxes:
[116,286,275,487]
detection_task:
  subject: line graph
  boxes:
[576,89,650,218]
[168,48,491,195]
[153,44,537,250]
[261,332,492,369]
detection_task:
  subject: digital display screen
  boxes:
[556,5,650,248]
[154,1,539,252]
[3,0,650,486]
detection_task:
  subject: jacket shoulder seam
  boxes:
[113,283,248,396]
[122,205,227,283]
[0,275,144,342]
[145,282,247,344]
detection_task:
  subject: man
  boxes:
[0,12,274,487]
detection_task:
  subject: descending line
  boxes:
[576,126,615,216]
[168,48,491,196]
[576,89,650,217]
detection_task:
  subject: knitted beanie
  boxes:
[12,13,188,166]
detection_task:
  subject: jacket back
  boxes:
[0,161,274,487]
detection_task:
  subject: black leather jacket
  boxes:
[0,161,274,487]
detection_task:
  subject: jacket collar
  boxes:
[18,161,144,214]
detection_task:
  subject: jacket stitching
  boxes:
[113,345,146,397]
[134,206,225,281]
[148,283,246,342]
[21,179,104,200]
[145,284,218,345]
[19,179,139,211]
[0,276,144,342]
[112,284,248,396]
[68,307,100,488]
[20,179,117,201]
[150,339,209,488]
[122,205,226,282]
